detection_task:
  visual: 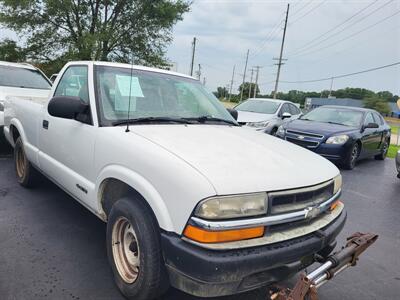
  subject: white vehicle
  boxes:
[4,61,346,299]
[235,98,302,135]
[0,61,51,129]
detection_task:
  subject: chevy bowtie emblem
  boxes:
[305,206,320,219]
[297,135,305,140]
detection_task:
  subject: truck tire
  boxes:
[14,137,38,188]
[106,197,169,300]
[374,139,389,160]
[342,142,359,170]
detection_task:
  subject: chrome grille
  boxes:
[268,181,334,215]
[285,129,324,148]
[286,137,319,148]
[286,130,324,139]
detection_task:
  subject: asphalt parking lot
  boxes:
[1,134,399,300]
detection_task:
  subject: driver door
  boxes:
[38,65,97,206]
[360,112,379,156]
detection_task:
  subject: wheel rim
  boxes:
[112,217,140,284]
[16,145,26,178]
[382,141,388,157]
[350,144,359,167]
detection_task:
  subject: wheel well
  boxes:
[355,140,362,155]
[10,125,20,144]
[99,178,157,223]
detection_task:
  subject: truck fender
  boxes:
[96,164,175,232]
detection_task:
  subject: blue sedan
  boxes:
[277,106,391,170]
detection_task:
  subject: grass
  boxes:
[390,125,399,135]
[388,144,400,159]
[220,100,237,109]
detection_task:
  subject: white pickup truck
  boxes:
[4,61,346,300]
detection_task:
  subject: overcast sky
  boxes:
[167,0,400,95]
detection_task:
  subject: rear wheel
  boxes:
[14,137,38,188]
[106,197,169,300]
[343,142,359,170]
[374,139,389,160]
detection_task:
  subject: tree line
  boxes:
[214,83,399,114]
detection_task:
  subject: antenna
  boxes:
[125,52,135,133]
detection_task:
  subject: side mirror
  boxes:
[282,112,292,119]
[363,122,379,130]
[227,108,238,120]
[48,96,89,120]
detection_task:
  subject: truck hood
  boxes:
[286,119,358,136]
[131,125,339,195]
[236,110,275,123]
[0,86,50,102]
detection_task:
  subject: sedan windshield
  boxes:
[95,66,235,126]
[235,99,280,114]
[302,107,363,127]
[0,66,51,89]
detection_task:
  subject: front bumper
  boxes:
[161,209,346,298]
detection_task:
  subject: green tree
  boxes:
[213,86,228,99]
[0,0,190,67]
[0,39,26,62]
[238,82,260,99]
[363,97,391,115]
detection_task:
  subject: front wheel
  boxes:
[342,143,359,170]
[106,197,169,300]
[374,139,389,160]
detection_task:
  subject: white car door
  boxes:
[38,65,97,208]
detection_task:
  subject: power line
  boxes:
[290,0,314,18]
[290,8,400,58]
[289,0,395,57]
[286,0,378,56]
[280,61,400,84]
[290,0,327,25]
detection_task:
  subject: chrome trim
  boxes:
[184,202,344,250]
[286,129,324,139]
[268,179,332,197]
[285,136,320,148]
[190,189,341,231]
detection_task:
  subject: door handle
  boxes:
[42,120,49,129]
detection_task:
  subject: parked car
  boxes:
[4,61,346,299]
[234,98,302,135]
[0,61,51,131]
[396,150,400,178]
[277,105,391,169]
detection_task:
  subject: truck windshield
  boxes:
[235,99,280,114]
[302,107,363,127]
[95,65,235,126]
[0,66,51,89]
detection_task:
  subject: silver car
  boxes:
[396,150,400,179]
[234,98,302,135]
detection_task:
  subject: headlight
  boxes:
[247,121,269,128]
[0,101,4,112]
[277,125,285,136]
[333,174,342,194]
[326,135,349,145]
[194,193,267,220]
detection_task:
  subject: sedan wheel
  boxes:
[343,143,359,170]
[375,140,388,160]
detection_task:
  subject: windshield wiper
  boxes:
[326,121,347,126]
[112,117,195,126]
[184,116,238,126]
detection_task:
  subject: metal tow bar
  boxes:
[269,232,378,300]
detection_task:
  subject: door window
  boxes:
[54,66,89,104]
[289,104,300,115]
[373,112,383,125]
[280,103,291,115]
[364,113,375,125]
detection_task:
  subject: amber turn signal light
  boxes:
[330,200,342,211]
[183,225,265,243]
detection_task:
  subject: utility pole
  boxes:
[196,64,201,80]
[228,65,235,102]
[273,4,289,99]
[328,77,334,97]
[248,68,254,99]
[190,37,197,76]
[240,49,250,102]
[253,66,262,98]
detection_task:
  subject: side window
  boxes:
[364,113,375,125]
[280,103,291,115]
[373,112,383,125]
[54,66,89,104]
[289,104,300,115]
